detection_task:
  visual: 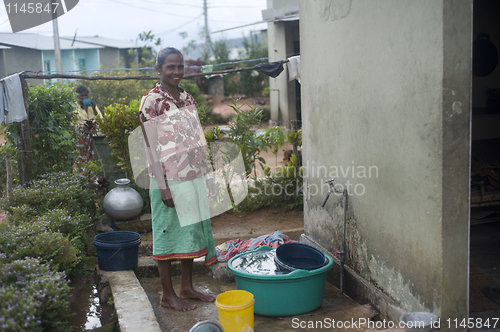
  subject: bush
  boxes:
[80,71,206,110]
[0,258,71,332]
[3,84,80,179]
[0,172,97,220]
[234,154,303,212]
[78,70,155,109]
[33,209,90,253]
[96,100,141,177]
[0,223,79,272]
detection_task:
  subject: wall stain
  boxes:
[452,101,462,115]
[306,190,437,313]
[318,0,352,22]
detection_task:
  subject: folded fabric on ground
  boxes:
[216,231,296,262]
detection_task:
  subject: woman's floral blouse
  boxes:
[139,83,209,181]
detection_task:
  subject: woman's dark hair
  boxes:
[156,47,183,70]
[75,85,89,94]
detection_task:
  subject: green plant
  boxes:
[96,100,142,177]
[4,84,80,179]
[80,72,206,111]
[262,87,270,97]
[0,172,97,220]
[261,126,286,166]
[226,100,268,177]
[286,129,302,166]
[238,32,268,97]
[128,30,162,68]
[0,257,72,332]
[0,221,80,272]
[33,209,90,253]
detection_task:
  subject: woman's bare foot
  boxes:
[160,295,197,311]
[179,288,215,302]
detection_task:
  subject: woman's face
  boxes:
[157,53,184,89]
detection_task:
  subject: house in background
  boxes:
[263,0,300,129]
[0,33,145,84]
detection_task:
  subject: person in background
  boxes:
[75,85,102,122]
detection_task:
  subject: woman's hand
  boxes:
[160,187,175,207]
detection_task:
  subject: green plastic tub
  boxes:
[227,246,334,316]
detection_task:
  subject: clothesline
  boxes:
[34,56,272,75]
[22,59,290,81]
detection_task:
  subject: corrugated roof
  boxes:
[0,33,144,50]
[60,36,145,49]
[0,33,104,50]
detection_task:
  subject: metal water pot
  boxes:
[103,179,143,220]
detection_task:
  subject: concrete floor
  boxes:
[138,273,383,332]
[100,206,500,332]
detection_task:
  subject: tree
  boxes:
[128,30,162,68]
[4,84,80,178]
[211,38,231,64]
[238,32,268,97]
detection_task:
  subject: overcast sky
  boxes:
[0,0,268,50]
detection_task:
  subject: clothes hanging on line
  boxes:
[287,56,301,83]
[0,74,27,125]
[201,64,213,79]
[256,60,284,78]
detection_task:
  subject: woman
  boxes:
[139,47,216,311]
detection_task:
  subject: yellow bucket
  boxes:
[215,290,255,332]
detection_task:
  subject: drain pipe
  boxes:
[321,179,348,294]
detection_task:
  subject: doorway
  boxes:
[469,0,500,319]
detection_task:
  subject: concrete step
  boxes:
[101,270,161,332]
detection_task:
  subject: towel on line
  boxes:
[0,74,27,125]
[287,56,301,83]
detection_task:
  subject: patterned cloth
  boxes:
[150,177,216,265]
[216,231,296,262]
[139,83,209,181]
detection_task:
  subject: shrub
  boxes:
[33,209,90,253]
[78,70,155,109]
[3,84,80,179]
[234,154,303,212]
[0,223,79,272]
[0,172,97,220]
[96,100,142,177]
[0,258,71,332]
[226,101,267,177]
[80,71,206,110]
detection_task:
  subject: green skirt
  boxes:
[149,177,216,266]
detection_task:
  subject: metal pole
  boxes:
[52,6,63,85]
[20,77,32,183]
[203,0,210,60]
[6,154,13,200]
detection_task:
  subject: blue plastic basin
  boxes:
[276,242,326,271]
[94,231,141,271]
[228,246,334,316]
